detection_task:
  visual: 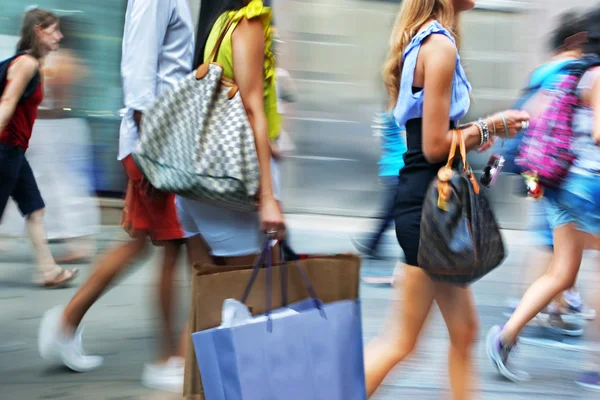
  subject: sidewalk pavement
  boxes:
[0,214,599,399]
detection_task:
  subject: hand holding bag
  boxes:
[132,18,260,211]
[417,130,506,285]
[183,244,363,399]
[191,240,366,400]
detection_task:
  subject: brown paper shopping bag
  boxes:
[183,254,361,400]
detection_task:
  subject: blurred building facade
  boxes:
[0,0,595,227]
[274,0,595,227]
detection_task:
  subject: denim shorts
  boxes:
[527,198,554,248]
[176,158,281,257]
[544,170,600,236]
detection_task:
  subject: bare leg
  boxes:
[519,243,583,315]
[26,209,59,277]
[435,283,479,400]
[180,234,267,357]
[180,232,260,363]
[177,324,189,360]
[364,265,436,397]
[502,223,586,344]
[524,247,553,286]
[56,237,96,264]
[63,236,148,331]
[583,250,600,353]
[178,235,214,361]
[157,240,184,363]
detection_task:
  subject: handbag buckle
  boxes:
[437,196,450,211]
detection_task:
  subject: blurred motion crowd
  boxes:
[0,0,600,399]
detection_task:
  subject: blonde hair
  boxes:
[383,0,457,109]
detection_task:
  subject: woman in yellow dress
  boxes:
[177,0,285,264]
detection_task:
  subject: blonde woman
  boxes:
[363,1,529,398]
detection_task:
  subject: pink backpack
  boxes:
[516,59,600,188]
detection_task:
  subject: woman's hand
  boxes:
[260,196,286,239]
[488,110,530,139]
[477,136,496,152]
[270,141,281,160]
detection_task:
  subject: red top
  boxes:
[0,62,43,151]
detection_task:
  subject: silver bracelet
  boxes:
[499,113,509,139]
[475,120,485,146]
[487,117,496,137]
[478,118,490,144]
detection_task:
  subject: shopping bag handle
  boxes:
[278,240,323,316]
[241,239,271,305]
[241,238,325,331]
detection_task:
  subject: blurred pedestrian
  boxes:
[0,15,100,263]
[353,112,406,285]
[272,27,299,260]
[270,27,297,159]
[0,8,79,288]
[38,0,194,393]
[498,11,595,337]
[353,112,406,265]
[363,0,530,398]
[487,6,600,389]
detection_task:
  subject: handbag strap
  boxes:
[207,17,236,64]
[445,129,460,169]
[457,130,480,194]
[442,130,480,193]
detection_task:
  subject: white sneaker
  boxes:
[39,306,64,363]
[38,306,104,372]
[141,357,185,393]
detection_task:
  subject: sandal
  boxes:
[55,252,91,265]
[37,267,79,289]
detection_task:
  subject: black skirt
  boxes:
[394,118,448,266]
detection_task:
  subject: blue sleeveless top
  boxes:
[393,21,471,126]
[391,21,472,212]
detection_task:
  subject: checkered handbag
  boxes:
[132,19,260,212]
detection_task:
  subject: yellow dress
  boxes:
[204,0,281,141]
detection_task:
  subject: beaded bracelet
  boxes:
[476,119,489,146]
[480,118,490,144]
[475,120,485,146]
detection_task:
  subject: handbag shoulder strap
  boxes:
[444,130,480,193]
[445,130,459,169]
[207,17,236,64]
[458,130,480,194]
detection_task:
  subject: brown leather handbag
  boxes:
[417,130,506,285]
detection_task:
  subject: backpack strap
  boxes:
[0,52,40,102]
[513,61,574,109]
[560,57,600,80]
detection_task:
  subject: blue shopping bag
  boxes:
[192,240,366,400]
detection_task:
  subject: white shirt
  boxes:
[118,0,195,160]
